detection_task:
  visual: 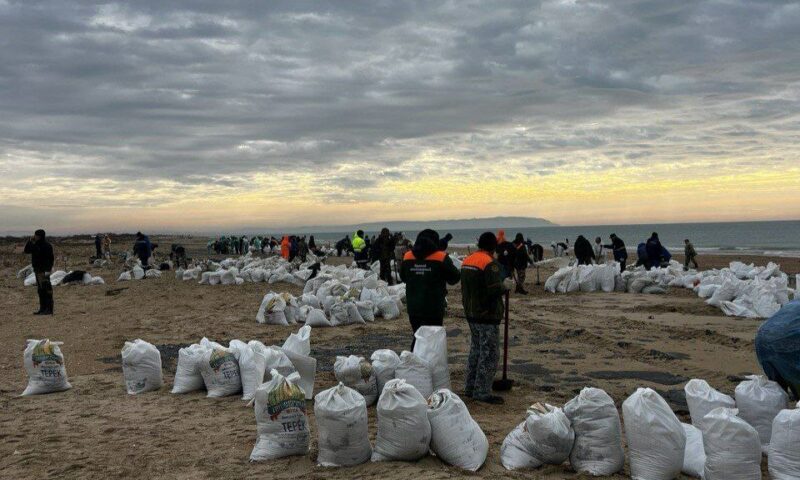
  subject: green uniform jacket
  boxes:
[400,250,461,321]
[460,250,504,324]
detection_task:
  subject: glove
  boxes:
[502,278,514,291]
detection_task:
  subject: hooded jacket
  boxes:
[573,235,594,261]
[400,234,460,321]
[25,234,55,273]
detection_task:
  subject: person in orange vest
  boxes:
[400,229,461,349]
[460,231,514,404]
[280,235,290,260]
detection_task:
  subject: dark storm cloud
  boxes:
[1,0,799,191]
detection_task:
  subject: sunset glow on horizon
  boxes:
[2,1,800,234]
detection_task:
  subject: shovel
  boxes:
[492,291,514,391]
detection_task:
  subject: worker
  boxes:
[94,234,103,259]
[512,233,532,294]
[530,243,544,262]
[102,234,111,259]
[495,229,515,279]
[593,236,604,263]
[336,236,349,256]
[645,232,663,270]
[352,230,368,269]
[297,236,309,262]
[252,236,262,255]
[603,233,628,272]
[756,300,800,400]
[684,238,699,271]
[461,232,514,404]
[308,235,318,255]
[25,229,55,315]
[375,228,397,285]
[133,232,153,266]
[400,229,461,349]
[574,235,595,265]
[280,235,290,260]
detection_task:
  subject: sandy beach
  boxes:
[1,236,798,479]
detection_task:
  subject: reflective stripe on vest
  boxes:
[403,250,446,262]
[462,251,494,270]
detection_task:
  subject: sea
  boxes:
[304,220,800,257]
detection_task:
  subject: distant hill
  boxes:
[284,216,556,234]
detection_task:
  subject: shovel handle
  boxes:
[502,291,510,379]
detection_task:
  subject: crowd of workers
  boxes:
[22,225,797,405]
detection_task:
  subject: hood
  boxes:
[412,229,440,259]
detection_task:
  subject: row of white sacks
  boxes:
[20,338,800,477]
[502,383,799,479]
[545,260,797,318]
[19,267,105,287]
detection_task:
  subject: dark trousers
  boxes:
[379,258,393,285]
[409,316,443,350]
[465,321,500,399]
[95,244,102,258]
[684,255,698,269]
[354,250,369,269]
[35,272,54,313]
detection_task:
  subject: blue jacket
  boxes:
[133,235,152,261]
[756,300,800,399]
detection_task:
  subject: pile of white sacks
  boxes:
[254,267,405,327]
[670,261,795,318]
[18,265,104,286]
[116,258,162,282]
[501,377,799,479]
[545,260,796,318]
[254,326,489,470]
[174,253,319,286]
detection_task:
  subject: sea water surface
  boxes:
[303,221,800,257]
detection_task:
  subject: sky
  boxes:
[1,0,799,234]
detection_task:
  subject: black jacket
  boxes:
[25,237,55,273]
[512,241,532,269]
[574,236,594,261]
[400,236,460,320]
[496,241,516,270]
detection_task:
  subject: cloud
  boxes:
[1,0,799,231]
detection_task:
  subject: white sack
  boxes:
[376,297,400,320]
[685,378,736,431]
[735,374,788,451]
[525,403,575,465]
[22,339,72,395]
[370,349,400,394]
[171,343,207,394]
[500,422,543,470]
[564,387,624,476]
[371,378,431,462]
[394,350,433,400]
[229,339,267,401]
[198,344,242,397]
[682,423,706,478]
[121,339,163,394]
[304,308,331,327]
[355,300,375,322]
[117,271,131,282]
[412,325,450,391]
[250,370,309,461]
[282,325,311,356]
[333,355,378,406]
[281,347,317,400]
[255,292,288,325]
[622,387,686,480]
[427,389,488,471]
[314,383,372,467]
[769,403,800,480]
[702,407,762,480]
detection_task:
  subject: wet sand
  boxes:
[1,236,798,479]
